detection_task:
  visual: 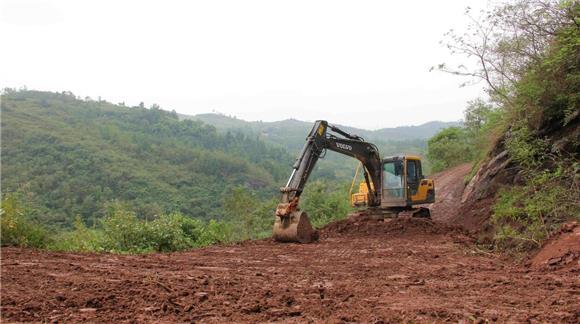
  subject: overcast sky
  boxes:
[1,0,487,129]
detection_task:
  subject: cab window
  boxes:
[407,160,417,178]
[383,161,404,198]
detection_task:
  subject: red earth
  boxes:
[1,164,579,323]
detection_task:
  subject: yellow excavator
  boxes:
[273,120,435,243]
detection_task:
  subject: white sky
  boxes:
[1,0,487,129]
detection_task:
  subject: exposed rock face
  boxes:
[449,138,517,231]
[461,149,515,204]
[454,112,579,232]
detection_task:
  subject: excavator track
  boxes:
[348,207,431,221]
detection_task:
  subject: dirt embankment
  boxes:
[427,163,473,223]
[531,222,580,270]
[1,165,579,323]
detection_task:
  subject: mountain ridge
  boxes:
[181,113,461,142]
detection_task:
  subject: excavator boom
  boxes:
[273,120,383,243]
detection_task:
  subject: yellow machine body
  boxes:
[351,181,369,207]
[351,155,435,209]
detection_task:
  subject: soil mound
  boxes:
[319,217,465,239]
[531,222,580,270]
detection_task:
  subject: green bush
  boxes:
[99,206,152,253]
[99,206,217,253]
[301,181,351,228]
[504,121,550,169]
[0,194,51,248]
[427,127,474,172]
[223,186,276,240]
[146,214,197,252]
[429,99,505,182]
[196,219,236,246]
[0,193,266,254]
[1,185,355,254]
[492,167,579,251]
[49,216,103,252]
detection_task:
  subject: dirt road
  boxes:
[2,165,579,323]
[428,163,472,222]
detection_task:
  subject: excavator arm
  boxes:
[273,120,382,243]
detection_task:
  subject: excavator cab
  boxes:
[380,155,435,209]
[351,155,435,209]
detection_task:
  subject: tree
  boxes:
[427,127,474,172]
[300,181,351,228]
[464,98,494,132]
[433,0,577,105]
[223,187,265,240]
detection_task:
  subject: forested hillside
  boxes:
[427,0,579,251]
[187,112,459,150]
[185,113,457,176]
[1,90,291,227]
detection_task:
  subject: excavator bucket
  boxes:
[273,210,315,243]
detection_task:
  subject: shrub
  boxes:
[147,213,197,252]
[223,186,275,240]
[196,219,236,246]
[0,194,51,248]
[427,127,474,172]
[50,216,103,252]
[504,120,550,169]
[99,206,152,253]
[492,166,579,251]
[301,181,351,228]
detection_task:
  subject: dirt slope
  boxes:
[427,163,473,223]
[2,166,579,323]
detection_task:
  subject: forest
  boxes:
[0,90,357,251]
[187,112,456,180]
[1,90,293,226]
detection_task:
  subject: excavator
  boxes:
[273,120,435,243]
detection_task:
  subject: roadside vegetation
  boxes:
[429,0,579,250]
[427,99,500,173]
[1,89,352,253]
[1,182,350,253]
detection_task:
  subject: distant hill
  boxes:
[1,90,292,227]
[181,113,460,176]
[371,121,464,141]
[183,113,460,151]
